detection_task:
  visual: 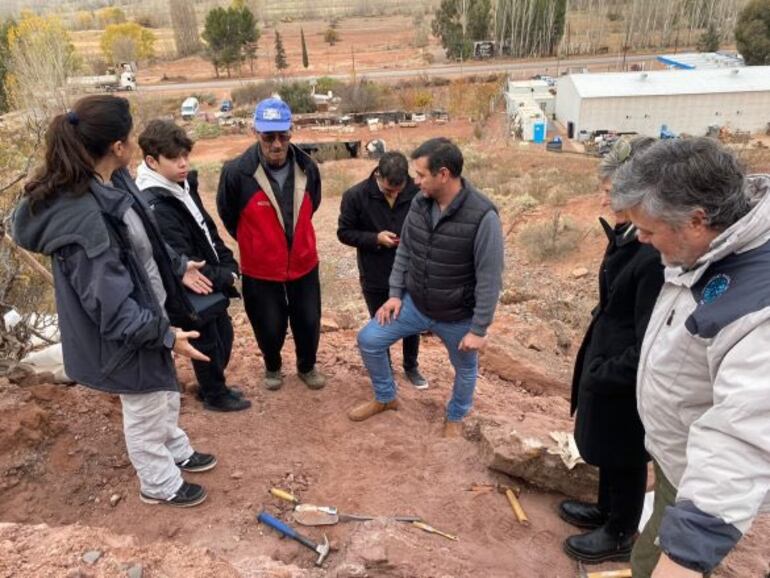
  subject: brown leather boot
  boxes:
[348,399,399,422]
[443,421,464,438]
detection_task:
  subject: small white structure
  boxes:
[555,66,770,138]
[512,105,547,142]
[504,79,555,118]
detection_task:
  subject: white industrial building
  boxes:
[555,66,770,139]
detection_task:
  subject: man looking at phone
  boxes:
[337,151,428,388]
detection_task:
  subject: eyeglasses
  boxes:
[260,132,291,143]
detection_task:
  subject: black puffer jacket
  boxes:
[571,218,664,468]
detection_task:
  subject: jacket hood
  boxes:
[135,161,189,199]
[11,169,135,258]
[694,174,770,268]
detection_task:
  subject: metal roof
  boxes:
[560,66,770,99]
[657,52,745,70]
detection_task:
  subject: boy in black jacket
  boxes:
[137,119,251,412]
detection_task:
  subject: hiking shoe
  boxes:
[443,420,464,438]
[203,393,251,412]
[196,386,244,402]
[405,368,429,390]
[140,481,207,508]
[264,370,283,391]
[298,367,326,390]
[348,399,399,422]
[176,451,217,473]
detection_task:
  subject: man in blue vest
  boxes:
[348,138,504,437]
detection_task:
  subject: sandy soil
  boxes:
[137,16,443,85]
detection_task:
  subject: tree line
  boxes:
[431,0,769,63]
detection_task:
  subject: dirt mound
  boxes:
[0,521,249,577]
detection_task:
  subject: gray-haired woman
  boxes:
[560,136,665,563]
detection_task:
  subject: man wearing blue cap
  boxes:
[217,97,326,391]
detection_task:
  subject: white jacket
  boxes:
[637,174,770,573]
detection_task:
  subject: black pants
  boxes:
[190,312,234,402]
[598,465,648,534]
[242,266,321,374]
[363,289,419,371]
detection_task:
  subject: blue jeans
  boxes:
[356,293,478,421]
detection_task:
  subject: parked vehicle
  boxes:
[181,97,200,121]
[67,62,137,92]
[220,99,233,112]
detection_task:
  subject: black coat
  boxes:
[571,218,664,468]
[141,170,240,299]
[337,170,419,293]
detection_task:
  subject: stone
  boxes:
[126,564,143,578]
[480,341,568,399]
[571,267,590,279]
[82,550,103,565]
[110,493,122,507]
[477,414,598,500]
[230,470,244,480]
[320,317,340,333]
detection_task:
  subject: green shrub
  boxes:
[518,213,581,261]
[231,81,279,106]
[278,81,317,114]
[190,121,222,140]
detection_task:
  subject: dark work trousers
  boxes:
[363,289,420,371]
[190,313,234,402]
[597,465,648,534]
[242,266,321,374]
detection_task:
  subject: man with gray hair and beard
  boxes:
[609,137,770,578]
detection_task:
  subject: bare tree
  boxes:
[169,0,201,57]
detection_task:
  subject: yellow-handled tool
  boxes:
[411,521,458,541]
[505,488,529,526]
[577,561,632,578]
[270,487,300,504]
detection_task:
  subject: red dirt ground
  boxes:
[1,114,768,577]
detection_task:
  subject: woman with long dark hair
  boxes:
[13,95,216,507]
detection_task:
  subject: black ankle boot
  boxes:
[558,500,608,529]
[563,525,636,563]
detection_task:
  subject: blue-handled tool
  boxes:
[257,511,331,566]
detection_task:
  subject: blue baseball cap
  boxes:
[253,98,292,132]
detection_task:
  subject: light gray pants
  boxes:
[119,390,193,500]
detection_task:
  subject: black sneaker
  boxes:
[140,481,207,508]
[203,393,252,412]
[405,368,429,390]
[176,451,217,473]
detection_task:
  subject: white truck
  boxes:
[67,62,137,92]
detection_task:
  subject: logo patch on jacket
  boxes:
[700,274,731,304]
[257,201,271,207]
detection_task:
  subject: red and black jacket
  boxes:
[217,143,321,282]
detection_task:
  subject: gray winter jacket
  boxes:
[638,174,770,574]
[12,170,186,394]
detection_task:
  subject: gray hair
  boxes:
[610,138,749,230]
[598,135,657,179]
